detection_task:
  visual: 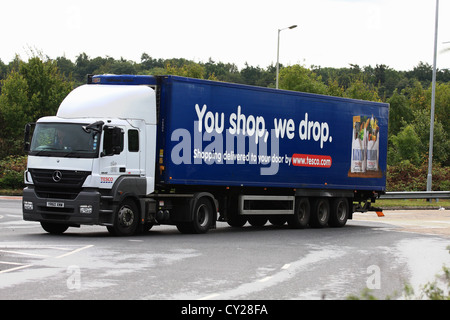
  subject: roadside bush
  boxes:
[387,161,450,191]
[0,155,27,189]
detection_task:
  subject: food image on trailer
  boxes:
[348,115,382,178]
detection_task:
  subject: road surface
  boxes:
[0,196,449,301]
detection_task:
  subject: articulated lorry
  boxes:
[23,75,389,236]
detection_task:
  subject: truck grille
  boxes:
[29,169,91,200]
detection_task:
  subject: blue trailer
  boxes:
[23,74,388,235]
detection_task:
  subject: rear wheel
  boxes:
[226,195,247,227]
[177,197,213,234]
[269,216,287,226]
[310,198,330,228]
[107,199,139,236]
[329,198,349,227]
[248,215,268,227]
[227,214,247,227]
[288,197,310,229]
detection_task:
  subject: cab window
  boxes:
[128,129,139,152]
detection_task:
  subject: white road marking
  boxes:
[55,244,94,259]
[0,244,94,274]
[0,261,33,274]
[44,246,73,251]
[0,250,49,257]
[258,276,273,282]
[0,261,24,265]
[198,293,220,300]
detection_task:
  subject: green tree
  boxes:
[387,89,413,136]
[0,59,7,81]
[429,82,450,134]
[344,78,381,102]
[388,124,421,166]
[279,64,328,94]
[0,56,73,156]
[411,109,449,166]
[165,61,205,79]
[74,52,92,83]
[326,78,344,97]
[139,53,164,71]
[388,109,449,166]
[55,56,75,80]
[96,57,137,75]
[240,63,275,87]
[404,80,427,112]
[407,61,433,87]
[0,71,29,137]
[74,53,112,84]
[204,58,241,83]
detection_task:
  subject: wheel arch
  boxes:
[189,192,218,228]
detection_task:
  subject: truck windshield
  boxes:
[29,123,100,158]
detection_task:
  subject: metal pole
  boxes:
[276,29,281,89]
[427,0,439,192]
[275,25,297,89]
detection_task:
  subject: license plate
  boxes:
[47,201,64,208]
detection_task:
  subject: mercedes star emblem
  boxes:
[52,170,63,182]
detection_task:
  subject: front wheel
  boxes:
[41,222,69,235]
[107,199,140,236]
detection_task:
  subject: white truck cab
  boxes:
[23,81,157,235]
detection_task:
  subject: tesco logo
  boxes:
[100,177,114,183]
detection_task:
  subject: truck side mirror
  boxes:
[24,123,35,152]
[82,120,104,134]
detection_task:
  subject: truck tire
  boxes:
[41,222,69,235]
[310,198,330,228]
[269,216,287,226]
[107,199,139,236]
[226,195,247,227]
[227,214,247,227]
[288,197,310,229]
[248,215,268,227]
[329,198,349,227]
[177,197,213,234]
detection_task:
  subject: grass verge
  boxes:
[0,189,23,197]
[376,198,450,209]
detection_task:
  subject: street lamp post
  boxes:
[276,25,297,89]
[427,0,439,192]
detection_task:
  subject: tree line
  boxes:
[0,52,449,173]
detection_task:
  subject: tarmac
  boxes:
[353,209,450,238]
[2,195,449,237]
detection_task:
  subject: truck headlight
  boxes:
[79,205,93,214]
[23,201,33,210]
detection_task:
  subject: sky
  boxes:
[2,0,450,71]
